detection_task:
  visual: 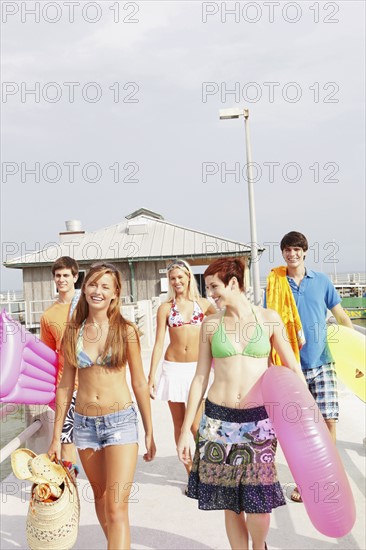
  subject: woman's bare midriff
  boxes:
[207,356,269,410]
[165,325,201,362]
[75,365,133,416]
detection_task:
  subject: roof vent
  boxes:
[125,208,164,221]
[65,220,82,232]
[127,222,148,235]
[59,220,85,243]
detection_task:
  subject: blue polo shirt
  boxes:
[287,270,341,370]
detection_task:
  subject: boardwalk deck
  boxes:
[1,350,365,550]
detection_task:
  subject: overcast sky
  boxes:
[1,0,365,290]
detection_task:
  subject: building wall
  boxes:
[23,266,56,324]
[23,266,54,303]
[21,255,251,320]
[134,260,166,301]
[22,261,162,309]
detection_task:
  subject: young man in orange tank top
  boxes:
[40,256,80,464]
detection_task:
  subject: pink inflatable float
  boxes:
[261,366,355,538]
[0,309,57,405]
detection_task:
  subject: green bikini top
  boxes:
[211,308,271,359]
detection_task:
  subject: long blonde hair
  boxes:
[63,263,139,368]
[165,259,201,302]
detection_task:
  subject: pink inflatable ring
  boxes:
[261,366,355,538]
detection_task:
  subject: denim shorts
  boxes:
[73,406,139,451]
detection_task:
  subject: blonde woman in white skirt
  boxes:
[148,259,216,476]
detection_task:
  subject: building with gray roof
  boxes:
[4,208,263,324]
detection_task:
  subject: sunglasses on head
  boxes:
[90,262,118,272]
[167,260,189,271]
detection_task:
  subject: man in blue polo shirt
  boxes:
[270,231,353,502]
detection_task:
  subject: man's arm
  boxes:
[40,315,57,350]
[330,303,353,329]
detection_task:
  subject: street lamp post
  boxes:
[219,108,261,305]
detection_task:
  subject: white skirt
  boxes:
[155,360,197,403]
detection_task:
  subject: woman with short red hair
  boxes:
[178,257,305,550]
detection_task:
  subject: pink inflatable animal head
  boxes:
[0,309,58,405]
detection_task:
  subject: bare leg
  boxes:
[78,448,108,538]
[325,419,337,443]
[224,510,249,549]
[246,513,270,550]
[104,443,138,550]
[168,401,192,475]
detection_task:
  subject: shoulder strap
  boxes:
[69,289,81,319]
[250,304,260,324]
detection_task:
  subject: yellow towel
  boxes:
[266,266,305,365]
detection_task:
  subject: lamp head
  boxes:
[219,108,244,120]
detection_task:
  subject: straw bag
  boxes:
[26,459,80,550]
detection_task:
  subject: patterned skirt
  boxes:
[187,399,286,514]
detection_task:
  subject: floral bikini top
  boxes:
[168,300,204,328]
[76,320,112,368]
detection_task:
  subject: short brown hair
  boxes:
[280,231,308,252]
[51,256,79,277]
[204,257,245,291]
